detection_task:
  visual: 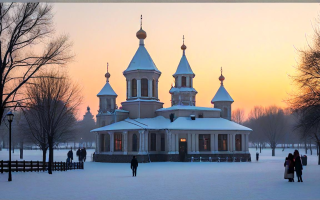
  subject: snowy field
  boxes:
[0,148,319,200]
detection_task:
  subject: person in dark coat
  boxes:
[294,150,303,182]
[76,148,82,162]
[284,153,295,182]
[67,148,73,167]
[130,156,138,177]
[82,147,87,162]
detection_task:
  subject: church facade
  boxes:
[91,18,252,162]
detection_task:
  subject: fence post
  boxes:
[60,161,62,171]
[1,160,3,173]
[31,160,33,172]
[37,161,40,172]
[16,160,18,172]
[54,162,56,171]
[23,160,26,172]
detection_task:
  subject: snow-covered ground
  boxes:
[0,148,319,200]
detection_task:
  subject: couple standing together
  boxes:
[284,150,303,182]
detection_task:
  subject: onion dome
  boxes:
[136,28,147,39]
[105,63,110,82]
[219,67,225,85]
[136,15,147,40]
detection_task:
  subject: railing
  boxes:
[189,156,247,162]
[0,160,84,173]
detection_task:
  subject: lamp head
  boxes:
[6,111,14,122]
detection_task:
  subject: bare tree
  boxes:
[287,16,320,164]
[23,70,82,174]
[0,3,72,125]
[259,106,287,156]
[245,106,265,152]
[232,108,245,125]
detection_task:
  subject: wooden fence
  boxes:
[0,160,84,173]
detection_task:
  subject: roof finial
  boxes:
[181,35,187,55]
[105,62,111,82]
[219,67,225,86]
[140,15,142,29]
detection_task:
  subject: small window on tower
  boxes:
[152,79,155,97]
[132,79,137,97]
[182,76,186,87]
[141,78,148,97]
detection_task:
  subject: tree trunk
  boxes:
[318,142,320,165]
[48,136,53,174]
[272,147,275,156]
[305,141,307,154]
[20,142,23,159]
[260,143,262,153]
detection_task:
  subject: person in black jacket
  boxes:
[294,150,303,182]
[130,156,138,177]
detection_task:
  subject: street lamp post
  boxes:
[7,111,14,182]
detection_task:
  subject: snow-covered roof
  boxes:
[168,117,251,131]
[91,116,171,132]
[97,82,117,96]
[169,87,197,94]
[173,54,194,76]
[211,85,234,103]
[157,105,220,112]
[91,115,251,132]
[124,45,160,73]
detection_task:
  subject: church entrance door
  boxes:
[179,138,187,162]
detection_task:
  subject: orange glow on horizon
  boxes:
[52,3,319,121]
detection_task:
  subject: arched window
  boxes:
[132,79,137,97]
[235,134,242,151]
[189,78,192,87]
[114,133,122,151]
[181,76,186,87]
[151,133,156,151]
[132,134,138,152]
[175,77,178,87]
[152,79,156,97]
[141,78,148,97]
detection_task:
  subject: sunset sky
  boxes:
[52,3,319,120]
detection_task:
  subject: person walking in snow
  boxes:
[76,148,82,162]
[82,147,87,162]
[67,148,73,167]
[130,156,138,177]
[294,150,303,182]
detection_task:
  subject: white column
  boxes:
[148,79,152,97]
[145,131,149,153]
[123,131,128,155]
[214,133,219,152]
[138,131,142,153]
[109,132,114,153]
[246,134,249,152]
[141,131,145,152]
[187,134,191,153]
[96,133,100,154]
[192,134,196,152]
[186,76,190,87]
[196,134,199,153]
[137,79,141,97]
[111,98,114,110]
[211,133,215,153]
[178,76,181,87]
[175,134,179,153]
[172,134,176,154]
[156,80,159,99]
[232,134,236,152]
[127,80,131,99]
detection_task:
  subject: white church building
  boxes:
[91,18,252,162]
